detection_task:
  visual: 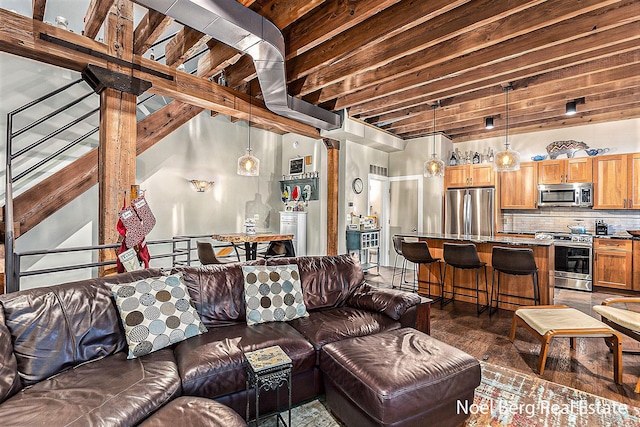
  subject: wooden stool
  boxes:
[509,305,623,385]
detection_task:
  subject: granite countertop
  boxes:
[398,233,554,246]
[593,234,638,240]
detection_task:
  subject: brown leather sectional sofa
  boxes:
[0,254,430,426]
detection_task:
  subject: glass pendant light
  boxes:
[237,93,260,176]
[494,85,520,172]
[424,102,445,178]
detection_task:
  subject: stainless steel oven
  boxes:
[552,234,593,291]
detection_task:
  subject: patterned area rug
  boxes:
[263,362,640,426]
[465,362,640,426]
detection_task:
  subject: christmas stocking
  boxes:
[132,196,156,236]
[137,239,151,269]
[119,205,145,248]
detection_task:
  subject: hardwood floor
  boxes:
[364,266,640,406]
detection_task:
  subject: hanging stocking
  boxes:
[117,195,127,237]
[119,205,145,248]
[116,241,128,273]
[137,239,151,269]
[132,196,156,236]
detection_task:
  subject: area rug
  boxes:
[263,362,640,426]
[464,362,640,426]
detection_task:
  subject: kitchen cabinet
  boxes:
[537,157,592,184]
[593,153,639,210]
[499,162,538,209]
[634,240,640,292]
[594,238,633,290]
[444,164,494,188]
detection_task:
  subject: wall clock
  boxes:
[352,177,363,194]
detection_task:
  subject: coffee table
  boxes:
[245,345,293,427]
[510,305,622,384]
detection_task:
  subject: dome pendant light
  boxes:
[494,85,520,172]
[424,102,445,178]
[237,92,260,176]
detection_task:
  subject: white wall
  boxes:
[453,119,640,158]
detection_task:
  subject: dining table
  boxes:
[212,232,294,261]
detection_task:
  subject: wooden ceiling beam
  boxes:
[341,0,640,114]
[384,51,640,132]
[32,0,46,21]
[286,0,468,84]
[321,0,629,108]
[361,25,640,123]
[291,0,544,96]
[83,0,116,40]
[445,104,640,142]
[0,9,319,138]
[164,27,211,68]
[196,40,243,79]
[396,65,640,140]
[133,9,173,55]
[283,0,402,58]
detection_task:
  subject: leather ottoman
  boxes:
[320,328,480,427]
[140,396,247,426]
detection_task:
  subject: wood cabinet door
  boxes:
[566,157,593,183]
[537,160,564,184]
[593,155,627,209]
[444,165,469,188]
[594,250,632,290]
[470,164,495,187]
[500,162,537,209]
[634,240,640,291]
[628,153,640,209]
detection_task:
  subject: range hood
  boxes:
[135,0,342,131]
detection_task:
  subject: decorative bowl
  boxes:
[627,230,640,237]
[531,155,547,161]
[585,148,610,157]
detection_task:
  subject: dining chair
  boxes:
[197,241,240,265]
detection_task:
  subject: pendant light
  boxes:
[424,102,445,178]
[494,85,520,172]
[237,92,259,176]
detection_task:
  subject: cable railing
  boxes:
[10,234,239,292]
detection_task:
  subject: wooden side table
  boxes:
[245,345,293,426]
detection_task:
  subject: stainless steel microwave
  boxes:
[538,183,593,207]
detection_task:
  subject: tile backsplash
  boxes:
[502,207,640,235]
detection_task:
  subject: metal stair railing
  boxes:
[4,35,212,293]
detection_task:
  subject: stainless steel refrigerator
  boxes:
[445,188,495,236]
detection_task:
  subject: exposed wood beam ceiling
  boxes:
[7,0,640,142]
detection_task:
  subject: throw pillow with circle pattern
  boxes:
[110,273,207,359]
[242,264,309,326]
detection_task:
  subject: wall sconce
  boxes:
[565,97,585,116]
[485,117,494,129]
[190,180,214,192]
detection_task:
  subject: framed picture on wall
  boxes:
[289,157,304,175]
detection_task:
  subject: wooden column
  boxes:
[98,1,135,274]
[324,138,340,255]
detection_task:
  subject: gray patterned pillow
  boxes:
[110,273,207,359]
[242,264,309,326]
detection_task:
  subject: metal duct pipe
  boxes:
[135,0,342,130]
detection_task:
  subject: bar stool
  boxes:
[441,243,489,315]
[490,246,539,316]
[391,235,407,289]
[400,241,443,300]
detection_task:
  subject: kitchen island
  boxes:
[397,234,554,310]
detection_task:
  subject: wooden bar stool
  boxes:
[401,241,443,301]
[490,246,539,316]
[441,243,489,315]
